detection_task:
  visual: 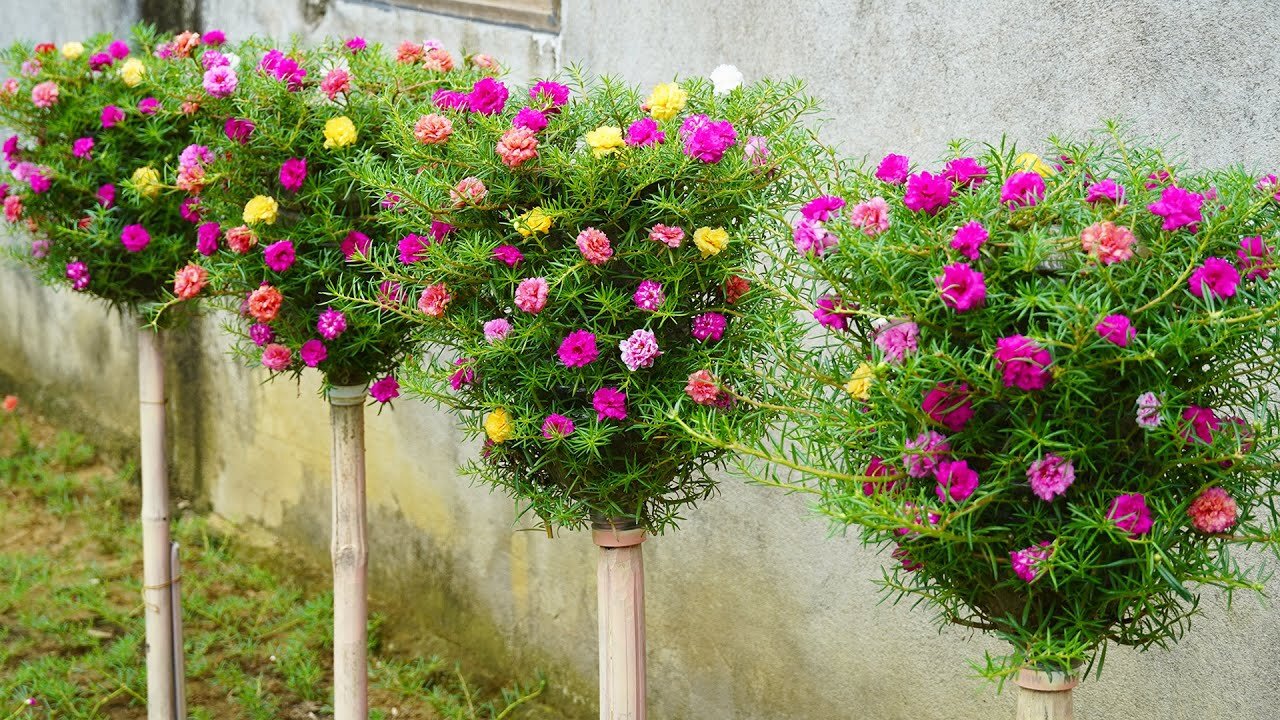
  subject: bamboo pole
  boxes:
[1014,667,1076,720]
[328,384,369,720]
[592,518,647,720]
[170,542,187,719]
[138,328,176,720]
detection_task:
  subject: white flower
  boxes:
[710,64,744,95]
[224,52,242,70]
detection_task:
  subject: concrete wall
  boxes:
[4,1,1280,718]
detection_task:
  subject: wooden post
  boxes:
[328,384,368,720]
[1014,667,1076,720]
[170,542,187,719]
[592,518,647,720]
[138,328,176,720]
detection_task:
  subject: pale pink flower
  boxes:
[850,197,890,236]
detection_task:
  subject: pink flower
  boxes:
[902,172,954,214]
[1187,257,1240,300]
[935,263,986,312]
[108,40,130,59]
[381,193,402,210]
[65,261,89,290]
[261,343,292,371]
[813,295,851,332]
[100,105,124,129]
[496,126,539,168]
[249,324,273,346]
[692,312,727,342]
[398,234,429,264]
[875,321,919,363]
[649,224,684,248]
[317,308,347,340]
[904,430,950,478]
[743,135,769,167]
[247,284,283,323]
[138,97,160,115]
[893,545,922,572]
[619,329,661,371]
[1095,314,1135,347]
[203,30,227,46]
[934,459,979,503]
[950,221,987,260]
[377,281,406,308]
[1257,173,1280,201]
[633,280,664,311]
[30,239,49,258]
[515,277,549,313]
[558,330,599,367]
[593,387,627,421]
[922,382,973,432]
[493,245,524,266]
[993,335,1052,391]
[31,81,58,108]
[264,240,296,272]
[685,370,723,406]
[861,457,898,496]
[319,68,350,100]
[430,220,454,243]
[1010,541,1053,582]
[370,376,400,403]
[1027,454,1075,502]
[513,107,548,132]
[875,153,909,184]
[680,115,737,163]
[1188,487,1238,534]
[224,117,255,144]
[793,219,836,256]
[1148,185,1204,231]
[97,184,116,208]
[541,413,575,438]
[483,318,511,342]
[1109,494,1153,537]
[279,157,306,192]
[1180,405,1220,445]
[417,283,452,317]
[1080,222,1136,264]
[345,36,367,53]
[299,339,327,367]
[433,89,468,110]
[173,263,207,300]
[625,117,664,146]
[72,137,94,159]
[1000,172,1045,208]
[259,49,306,90]
[1086,178,1125,204]
[180,197,203,223]
[468,77,509,115]
[225,226,258,254]
[88,52,115,70]
[942,157,988,188]
[850,197,890,236]
[202,66,238,97]
[576,227,613,265]
[802,195,846,222]
[340,230,371,260]
[450,177,486,206]
[413,113,453,144]
[1238,236,1273,280]
[120,224,150,253]
[2,395,16,413]
[1136,392,1162,429]
[449,358,475,390]
[529,81,570,109]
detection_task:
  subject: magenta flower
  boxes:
[793,219,836,257]
[100,105,124,129]
[950,221,988,260]
[904,430,950,478]
[1000,172,1045,208]
[1027,454,1075,502]
[72,137,93,159]
[377,281,405,307]
[625,117,665,147]
[1148,185,1204,231]
[202,66,238,97]
[934,459,979,503]
[249,323,274,346]
[875,321,919,363]
[935,263,986,312]
[861,457,898,496]
[345,36,367,53]
[120,224,150,253]
[88,53,114,71]
[299,339,327,367]
[279,157,306,192]
[541,414,575,438]
[340,231,371,260]
[1188,487,1238,534]
[493,245,524,266]
[1237,236,1273,281]
[398,234,430,264]
[261,343,292,371]
[993,335,1052,391]
[813,295,851,332]
[922,382,973,432]
[850,197,890,236]
[592,387,627,422]
[514,277,548,313]
[801,195,846,222]
[224,117,255,144]
[108,39,130,59]
[1187,257,1240,300]
[138,97,160,115]
[433,89,468,110]
[369,376,400,403]
[1086,178,1125,204]
[483,318,511,343]
[1108,493,1153,537]
[942,157,988,188]
[317,308,348,340]
[875,153,909,184]
[1010,541,1053,582]
[558,330,599,368]
[679,114,737,163]
[429,219,454,243]
[692,312,727,342]
[1095,314,1135,347]
[180,197,203,223]
[529,81,570,109]
[203,29,227,46]
[513,106,548,132]
[1180,405,1221,445]
[65,261,89,291]
[902,172,954,214]
[633,280,665,311]
[619,329,661,371]
[259,49,306,89]
[263,240,296,272]
[468,77,509,115]
[449,358,476,390]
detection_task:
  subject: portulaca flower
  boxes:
[710,64,743,95]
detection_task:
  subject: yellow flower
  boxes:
[514,207,552,237]
[484,408,514,444]
[585,126,624,158]
[60,42,84,60]
[1014,152,1055,177]
[243,195,279,225]
[323,116,358,149]
[692,226,729,257]
[130,166,162,199]
[844,363,875,401]
[645,82,687,121]
[118,58,146,87]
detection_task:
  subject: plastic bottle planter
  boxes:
[328,384,369,720]
[1014,666,1077,720]
[592,516,648,720]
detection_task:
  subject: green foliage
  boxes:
[706,125,1280,677]
[340,68,827,532]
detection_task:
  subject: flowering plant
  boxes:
[150,35,498,389]
[342,69,823,531]
[0,27,215,316]
[720,127,1280,677]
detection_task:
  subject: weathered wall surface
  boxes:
[3,1,1280,718]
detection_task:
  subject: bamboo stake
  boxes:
[138,328,176,720]
[1014,667,1076,720]
[329,385,369,720]
[592,518,647,720]
[170,542,186,719]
